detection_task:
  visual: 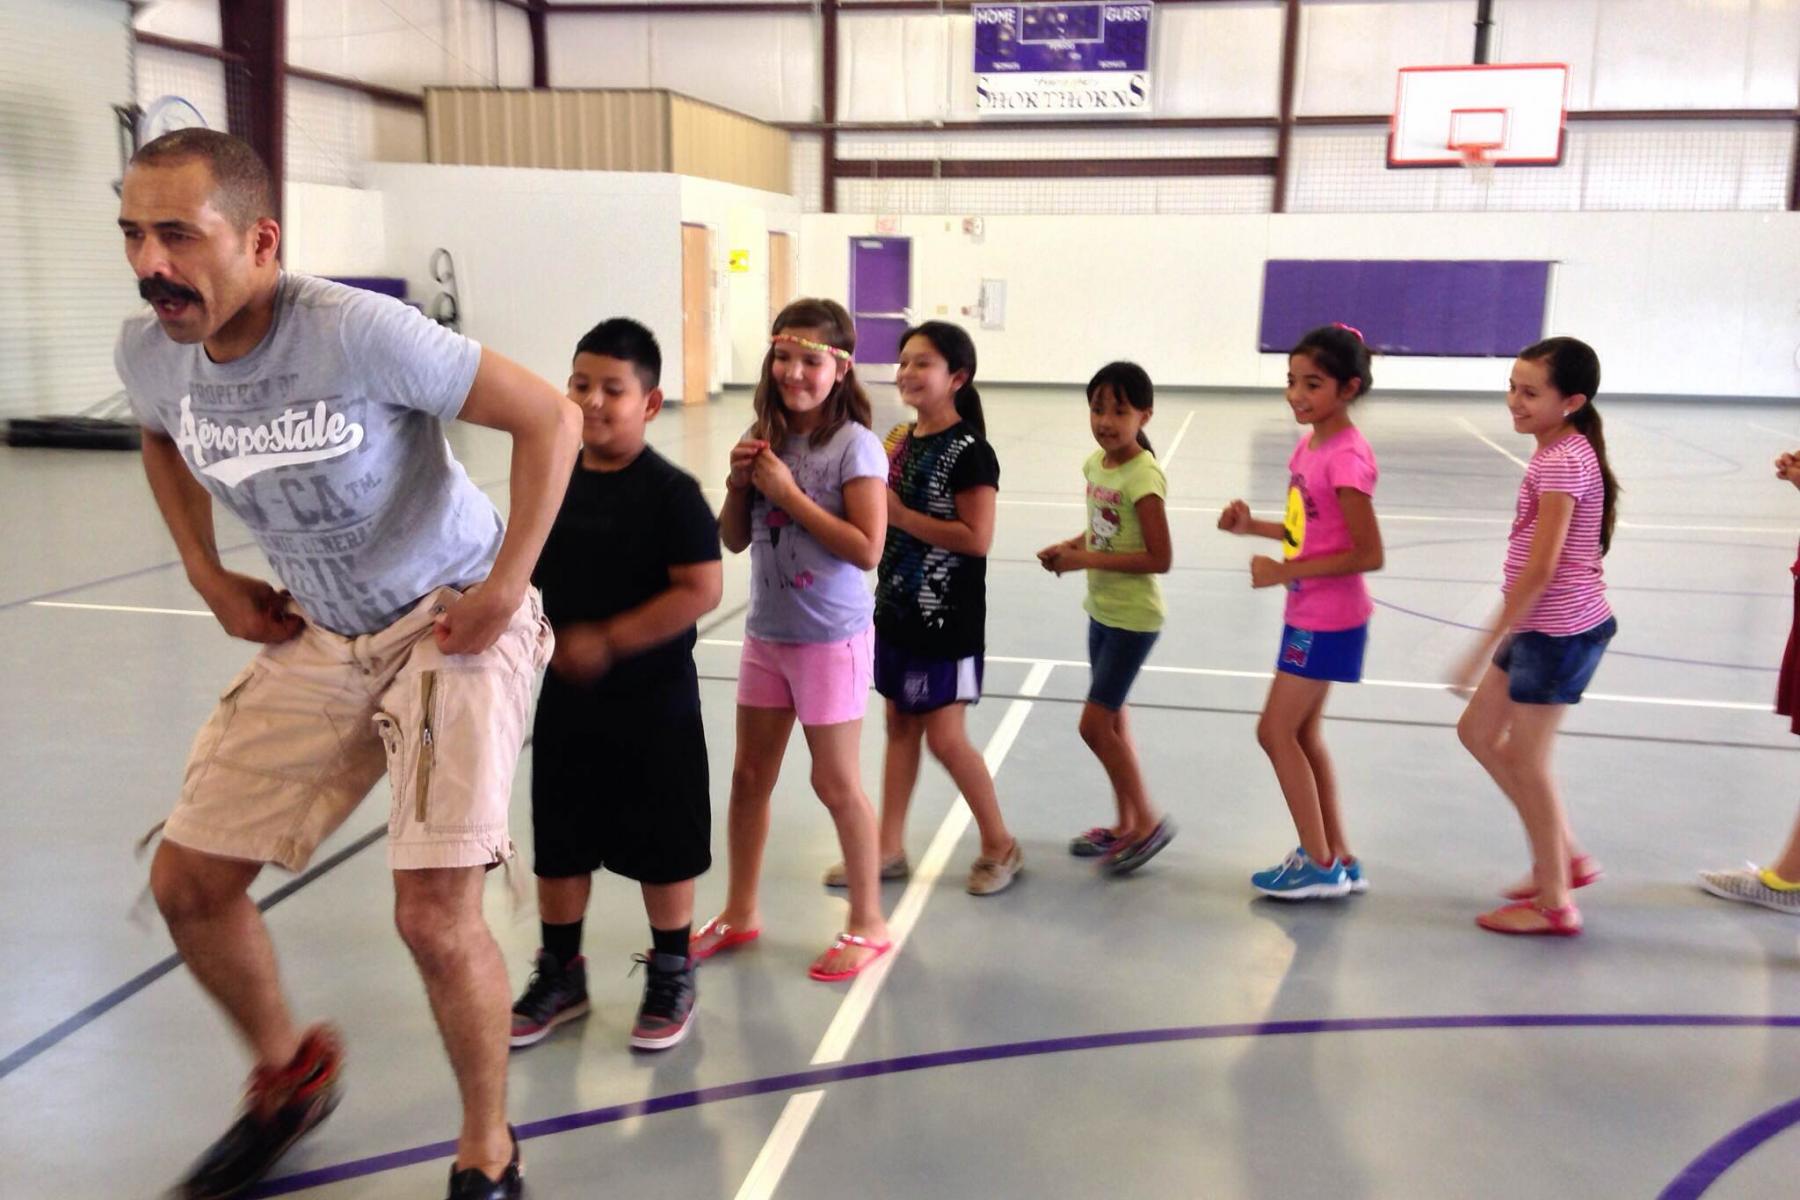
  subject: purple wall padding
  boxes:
[1259,260,1550,357]
[329,276,409,301]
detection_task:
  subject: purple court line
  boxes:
[247,1012,1800,1197]
[1660,1092,1800,1199]
[0,824,387,1082]
[1371,597,1780,673]
[0,601,747,1082]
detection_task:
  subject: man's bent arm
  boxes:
[455,348,582,601]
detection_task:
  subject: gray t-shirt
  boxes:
[115,273,502,635]
[747,421,888,643]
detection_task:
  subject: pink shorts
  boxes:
[737,628,874,727]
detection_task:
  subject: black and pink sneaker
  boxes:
[510,950,589,1049]
[629,951,697,1052]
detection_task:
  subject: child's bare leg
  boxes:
[1494,703,1575,908]
[1770,808,1800,882]
[1460,669,1589,895]
[1296,694,1349,862]
[1257,673,1333,864]
[713,705,795,931]
[879,703,925,861]
[803,719,890,975]
[1079,703,1158,840]
[923,704,1013,859]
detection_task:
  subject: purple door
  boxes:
[849,238,911,366]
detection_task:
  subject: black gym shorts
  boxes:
[529,684,712,884]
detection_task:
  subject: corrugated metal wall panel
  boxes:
[0,0,138,418]
[425,88,787,192]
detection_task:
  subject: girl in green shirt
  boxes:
[1038,362,1176,876]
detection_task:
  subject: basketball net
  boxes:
[1458,143,1499,189]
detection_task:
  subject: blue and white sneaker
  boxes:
[1343,858,1369,894]
[1251,848,1352,900]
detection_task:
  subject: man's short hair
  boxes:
[574,318,662,390]
[130,129,274,231]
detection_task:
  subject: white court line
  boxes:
[20,609,1774,711]
[29,600,213,617]
[1159,410,1197,469]
[689,489,1786,535]
[990,500,1786,535]
[729,661,1053,1200]
[732,1091,826,1200]
[1452,416,1530,470]
[701,641,1769,712]
[1748,421,1799,442]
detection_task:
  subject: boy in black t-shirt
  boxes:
[511,318,722,1053]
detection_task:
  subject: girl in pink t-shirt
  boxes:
[1219,324,1384,900]
[1451,336,1619,937]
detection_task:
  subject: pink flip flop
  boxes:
[807,931,893,982]
[1476,900,1583,937]
[1502,854,1605,901]
[692,917,761,962]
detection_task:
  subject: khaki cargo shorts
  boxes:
[161,587,553,872]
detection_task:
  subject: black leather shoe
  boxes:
[444,1126,522,1200]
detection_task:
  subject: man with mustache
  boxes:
[114,129,580,1200]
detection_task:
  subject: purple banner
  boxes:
[974,4,1153,115]
[1258,260,1552,358]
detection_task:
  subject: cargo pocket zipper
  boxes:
[416,671,437,823]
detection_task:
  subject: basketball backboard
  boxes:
[1389,63,1569,168]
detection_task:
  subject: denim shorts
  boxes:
[1275,623,1368,684]
[1086,618,1159,711]
[1493,616,1617,705]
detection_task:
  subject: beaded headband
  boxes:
[771,332,853,362]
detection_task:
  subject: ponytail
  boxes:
[953,381,986,437]
[1567,403,1619,555]
[1136,429,1154,453]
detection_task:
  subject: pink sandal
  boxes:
[692,917,761,962]
[1502,854,1604,901]
[1476,900,1583,937]
[807,931,893,982]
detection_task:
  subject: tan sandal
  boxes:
[821,852,910,888]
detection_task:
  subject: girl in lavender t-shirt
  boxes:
[1451,337,1620,937]
[1220,325,1384,901]
[698,299,894,983]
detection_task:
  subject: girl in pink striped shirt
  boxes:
[1452,337,1619,936]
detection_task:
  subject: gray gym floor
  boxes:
[3,385,1797,1199]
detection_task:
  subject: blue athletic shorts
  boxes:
[1087,618,1159,711]
[873,636,984,714]
[1493,616,1616,705]
[1276,623,1368,684]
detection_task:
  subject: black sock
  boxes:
[543,919,583,967]
[651,923,691,962]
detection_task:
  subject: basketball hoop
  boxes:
[1456,141,1500,188]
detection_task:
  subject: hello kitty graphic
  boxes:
[1090,504,1122,550]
